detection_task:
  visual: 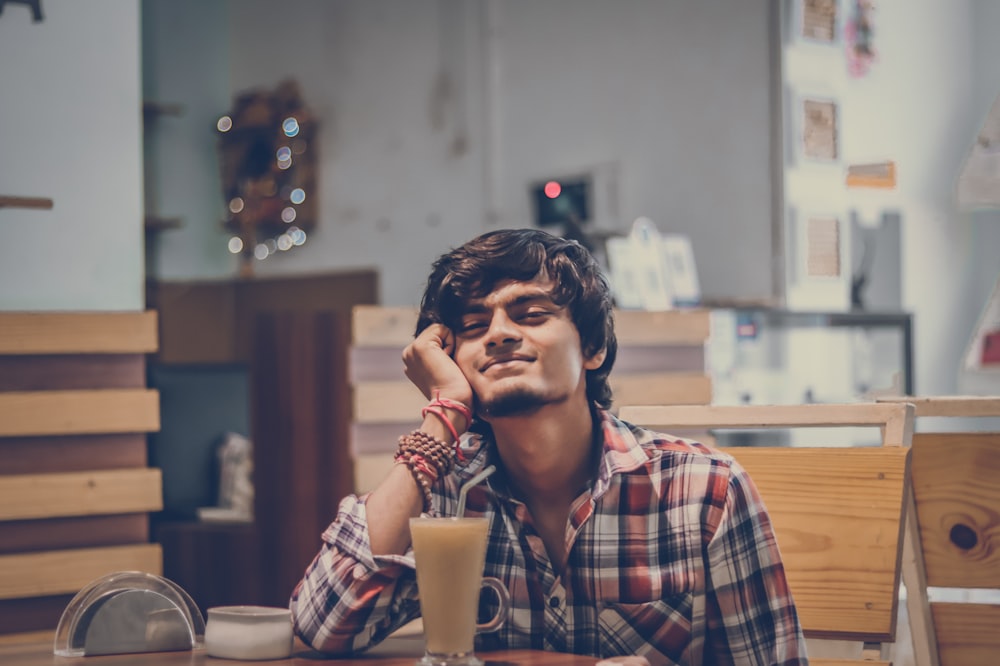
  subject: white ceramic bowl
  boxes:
[204,605,293,660]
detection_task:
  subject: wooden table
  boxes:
[0,636,599,666]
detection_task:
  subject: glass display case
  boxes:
[708,308,913,446]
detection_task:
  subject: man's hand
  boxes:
[402,323,474,406]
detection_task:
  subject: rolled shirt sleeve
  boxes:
[289,493,420,654]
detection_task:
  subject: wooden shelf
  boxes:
[0,196,52,210]
[142,101,184,118]
[144,215,183,231]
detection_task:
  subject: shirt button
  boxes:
[549,596,560,608]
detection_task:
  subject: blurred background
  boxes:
[2,0,1000,618]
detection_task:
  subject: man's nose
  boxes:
[485,313,519,346]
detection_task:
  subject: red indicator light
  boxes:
[543,181,562,199]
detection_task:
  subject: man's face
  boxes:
[451,275,605,419]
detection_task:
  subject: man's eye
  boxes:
[458,321,487,333]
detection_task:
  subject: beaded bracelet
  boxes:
[395,430,455,474]
[393,430,455,512]
[399,461,434,513]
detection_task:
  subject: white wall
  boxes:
[0,0,144,311]
[780,0,1000,407]
[878,2,977,402]
[142,0,233,279]
[952,0,1000,404]
[148,0,775,307]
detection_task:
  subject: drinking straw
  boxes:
[456,465,496,517]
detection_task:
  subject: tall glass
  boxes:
[409,517,510,666]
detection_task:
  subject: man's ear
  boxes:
[583,346,607,371]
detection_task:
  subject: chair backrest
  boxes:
[877,396,1000,666]
[619,403,915,665]
[349,306,713,493]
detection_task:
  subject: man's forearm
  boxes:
[365,464,424,554]
[366,413,461,554]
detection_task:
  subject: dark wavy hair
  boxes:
[415,228,617,409]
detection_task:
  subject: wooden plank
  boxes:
[883,402,915,448]
[352,306,711,347]
[252,311,355,607]
[0,514,150,555]
[352,422,422,455]
[0,544,162,600]
[611,372,711,407]
[352,421,715,458]
[0,434,147,475]
[151,271,377,364]
[350,344,705,382]
[613,309,712,345]
[354,374,711,424]
[723,447,909,641]
[613,344,706,374]
[931,602,1000,666]
[902,489,940,666]
[151,280,238,364]
[0,312,157,355]
[0,469,162,521]
[350,346,407,382]
[0,389,159,437]
[0,595,72,637]
[234,271,377,362]
[353,381,428,424]
[619,403,914,446]
[878,395,1000,418]
[911,433,1000,588]
[157,522,262,614]
[0,196,53,210]
[0,354,146,391]
[0,631,55,646]
[352,306,419,346]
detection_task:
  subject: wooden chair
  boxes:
[619,403,916,666]
[876,396,1000,666]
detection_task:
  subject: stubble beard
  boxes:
[478,387,560,419]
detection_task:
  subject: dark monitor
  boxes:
[530,176,591,228]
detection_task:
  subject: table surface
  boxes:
[0,637,600,666]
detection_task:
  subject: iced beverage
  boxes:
[409,517,507,663]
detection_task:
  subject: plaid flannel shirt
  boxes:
[290,410,808,665]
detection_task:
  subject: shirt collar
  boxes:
[593,409,650,497]
[455,409,650,502]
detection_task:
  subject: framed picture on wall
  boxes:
[791,0,842,46]
[788,87,842,166]
[804,214,842,278]
[785,205,851,310]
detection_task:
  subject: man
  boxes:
[290,228,807,664]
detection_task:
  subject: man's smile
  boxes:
[480,354,534,373]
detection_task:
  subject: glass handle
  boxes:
[474,577,509,634]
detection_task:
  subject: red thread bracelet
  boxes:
[421,405,460,442]
[430,391,473,426]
